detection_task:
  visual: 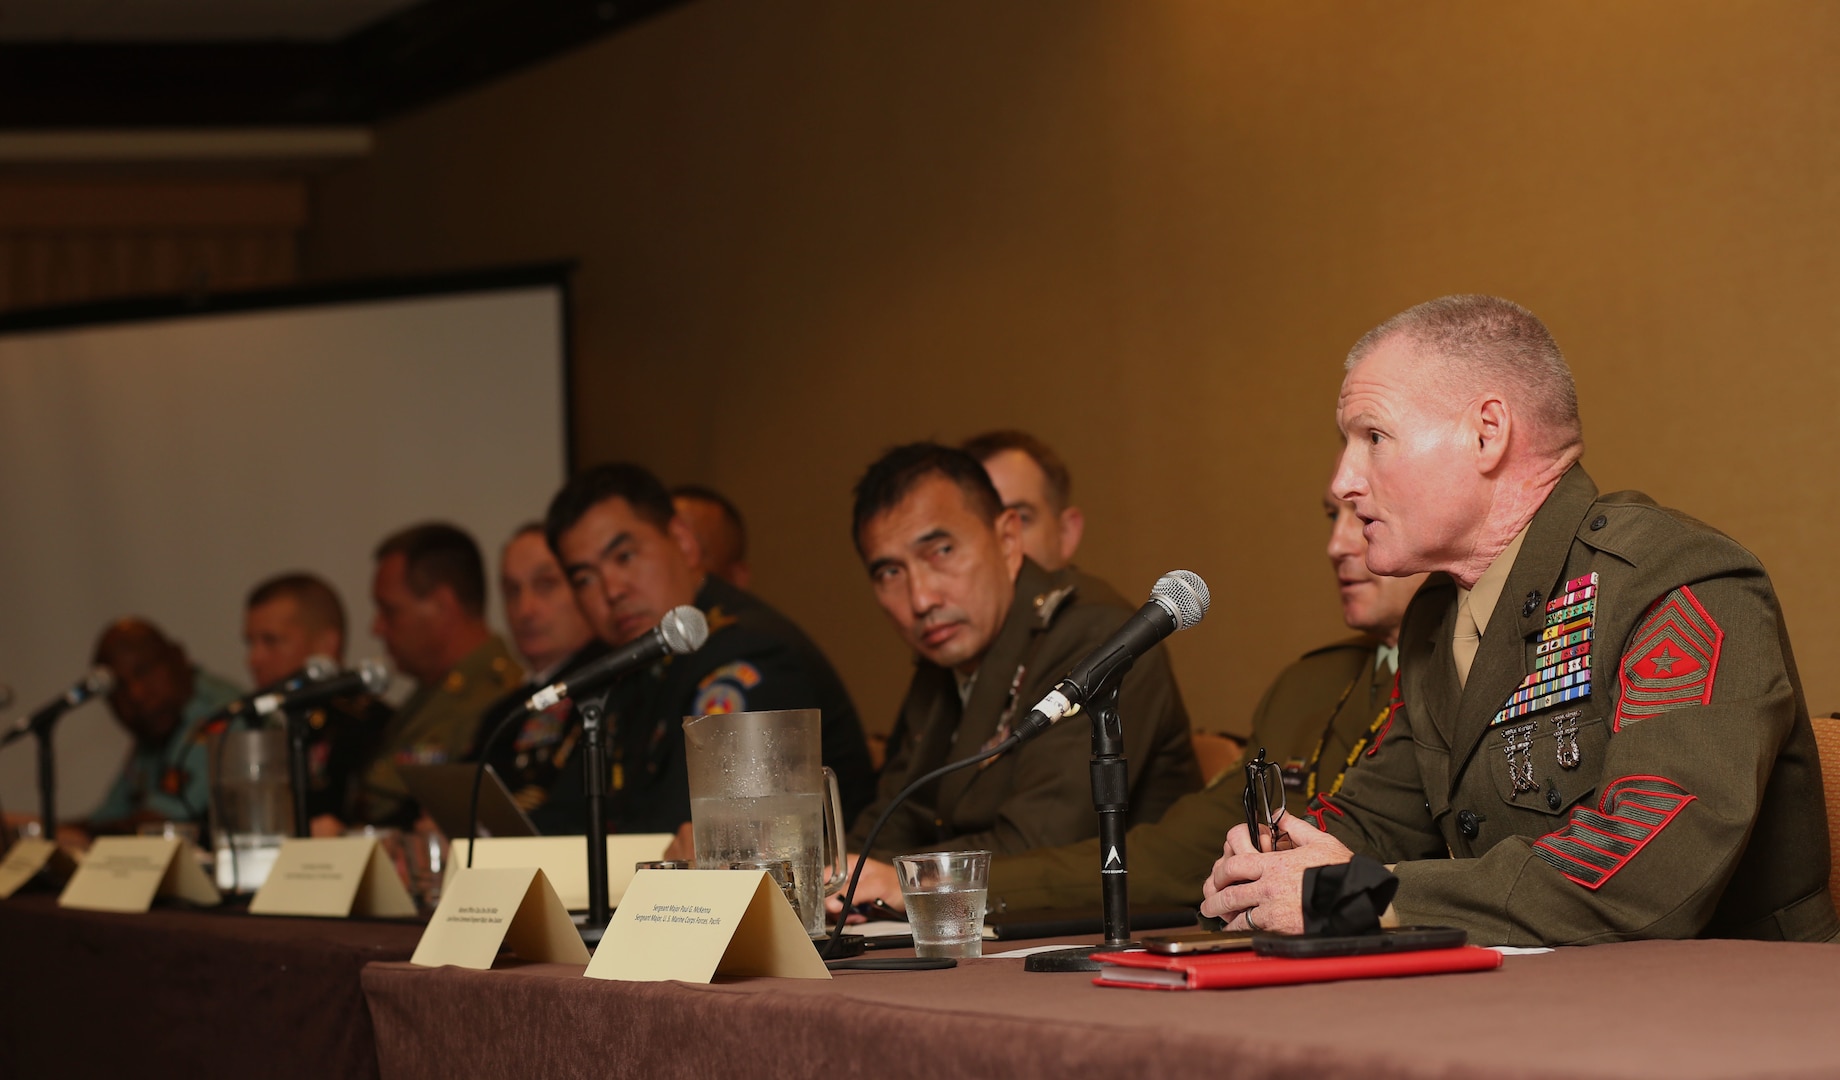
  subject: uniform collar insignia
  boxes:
[1032,585,1076,629]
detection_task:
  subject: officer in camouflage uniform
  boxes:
[989,488,1425,912]
[1204,295,1838,945]
[357,523,523,827]
[846,443,1200,861]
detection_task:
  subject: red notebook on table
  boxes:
[1091,945,1501,990]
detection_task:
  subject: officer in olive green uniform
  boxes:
[1320,465,1839,944]
[853,559,1201,859]
[355,636,523,827]
[991,636,1390,911]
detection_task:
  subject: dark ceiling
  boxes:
[0,0,692,128]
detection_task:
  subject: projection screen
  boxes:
[0,271,569,820]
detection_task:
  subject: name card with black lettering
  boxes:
[446,834,671,911]
[411,867,588,970]
[0,838,76,899]
[585,869,829,983]
[248,837,418,918]
[58,836,220,913]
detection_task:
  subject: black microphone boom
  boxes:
[249,660,390,719]
[208,655,339,728]
[1011,570,1210,745]
[0,667,115,749]
[517,605,710,716]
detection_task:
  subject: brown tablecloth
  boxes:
[363,938,1840,1080]
[0,892,424,1079]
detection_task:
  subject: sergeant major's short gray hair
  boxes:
[1346,295,1583,452]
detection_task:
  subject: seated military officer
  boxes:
[469,524,607,833]
[81,617,242,836]
[671,484,752,589]
[355,523,523,827]
[547,463,876,834]
[1204,295,1839,945]
[242,573,393,836]
[836,479,1424,916]
[982,485,1425,911]
[844,443,1200,871]
[961,429,1086,572]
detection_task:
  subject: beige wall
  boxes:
[305,0,1840,738]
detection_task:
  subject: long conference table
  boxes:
[4,889,1840,1079]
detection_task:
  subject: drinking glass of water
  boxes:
[894,850,991,958]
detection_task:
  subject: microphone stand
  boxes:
[280,709,311,839]
[1024,675,1135,973]
[577,693,612,945]
[36,726,56,838]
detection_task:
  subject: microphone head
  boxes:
[83,666,117,698]
[0,683,12,711]
[303,654,339,681]
[356,659,391,695]
[658,605,709,655]
[1150,570,1210,631]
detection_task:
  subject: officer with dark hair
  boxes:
[546,464,874,836]
[833,442,1200,908]
[356,522,522,827]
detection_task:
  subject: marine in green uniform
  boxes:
[847,443,1200,861]
[1204,295,1838,945]
[988,488,1425,912]
[357,636,521,826]
[358,523,525,827]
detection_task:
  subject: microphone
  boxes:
[0,684,13,711]
[0,667,116,748]
[208,655,340,728]
[463,604,711,879]
[248,660,390,719]
[518,605,709,714]
[1013,570,1210,744]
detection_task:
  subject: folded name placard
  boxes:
[447,834,671,910]
[0,838,78,899]
[585,869,829,984]
[248,837,418,918]
[58,836,220,913]
[411,867,589,970]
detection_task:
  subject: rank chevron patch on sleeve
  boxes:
[1613,586,1723,731]
[1530,775,1696,889]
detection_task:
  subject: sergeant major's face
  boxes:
[557,496,703,648]
[1325,491,1427,644]
[1332,335,1491,577]
[859,474,1024,674]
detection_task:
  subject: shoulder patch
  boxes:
[697,661,762,692]
[692,682,746,716]
[1614,586,1723,731]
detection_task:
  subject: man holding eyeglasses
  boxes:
[1202,295,1837,945]
[975,488,1426,912]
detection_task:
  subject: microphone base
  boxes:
[578,922,607,947]
[1022,941,1141,973]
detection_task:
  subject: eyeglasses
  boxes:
[1242,746,1286,853]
